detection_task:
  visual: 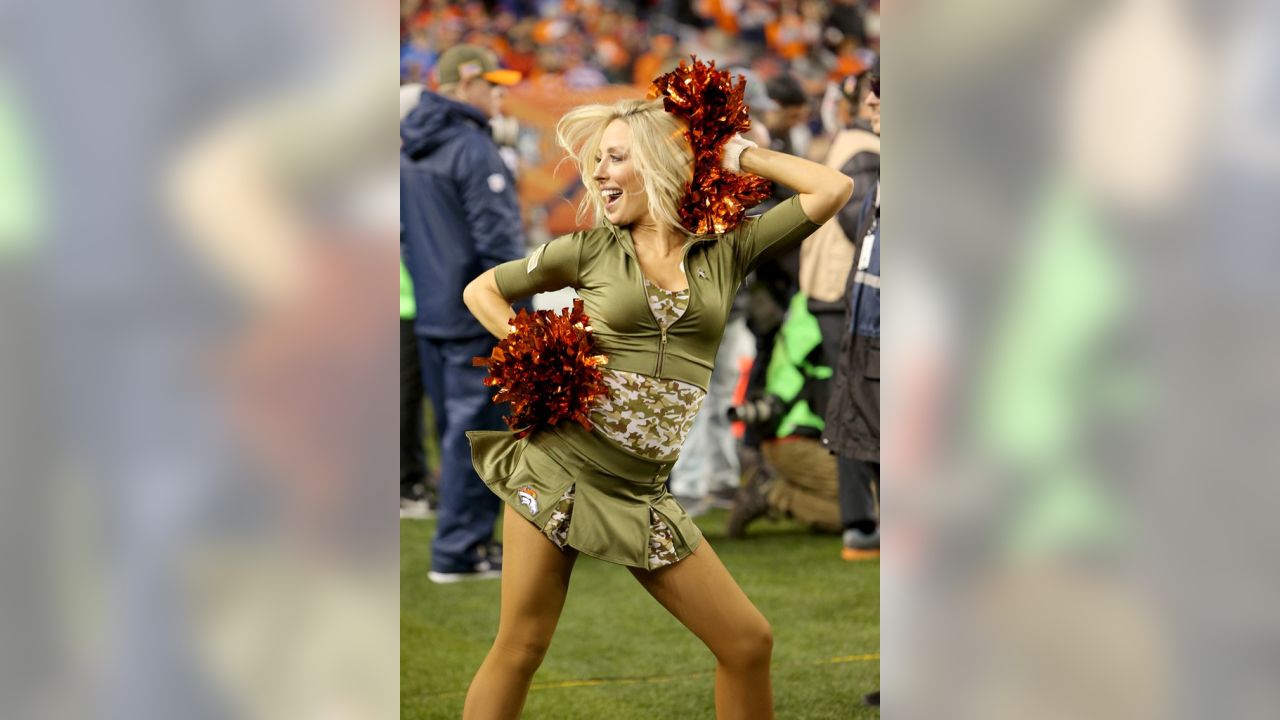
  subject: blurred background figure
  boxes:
[400,257,437,519]
[832,69,881,211]
[400,44,526,583]
[736,71,816,468]
[730,66,880,541]
[764,72,815,161]
[825,74,880,560]
[399,81,436,520]
[735,68,779,147]
[727,290,845,538]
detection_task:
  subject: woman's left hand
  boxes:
[720,134,759,174]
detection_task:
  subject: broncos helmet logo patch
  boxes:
[517,486,539,515]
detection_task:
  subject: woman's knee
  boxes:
[716,616,773,669]
[491,632,554,675]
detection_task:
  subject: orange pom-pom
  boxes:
[473,298,609,439]
[648,56,772,234]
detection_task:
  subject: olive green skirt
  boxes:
[467,423,704,569]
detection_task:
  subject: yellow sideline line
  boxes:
[430,653,879,698]
[820,653,881,664]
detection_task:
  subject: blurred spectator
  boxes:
[563,53,609,90]
[729,293,844,537]
[835,69,881,225]
[765,0,819,61]
[400,82,435,520]
[730,69,879,538]
[824,0,868,51]
[737,0,775,46]
[800,71,879,313]
[735,67,778,146]
[400,45,525,582]
[503,21,539,77]
[401,28,437,85]
[670,0,711,29]
[400,256,436,519]
[801,69,880,477]
[593,12,633,83]
[764,72,813,160]
[824,74,880,561]
[738,71,815,449]
[632,33,678,86]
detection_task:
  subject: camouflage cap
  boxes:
[435,44,522,86]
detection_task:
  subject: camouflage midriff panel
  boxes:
[590,280,706,460]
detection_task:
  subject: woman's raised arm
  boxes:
[738,144,854,225]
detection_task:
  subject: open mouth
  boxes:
[601,188,623,211]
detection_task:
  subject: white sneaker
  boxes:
[842,527,880,550]
[427,560,501,584]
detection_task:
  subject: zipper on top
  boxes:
[621,225,706,378]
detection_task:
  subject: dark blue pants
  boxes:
[417,334,504,572]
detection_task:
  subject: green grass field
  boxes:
[402,508,879,719]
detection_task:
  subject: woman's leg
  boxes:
[463,504,578,719]
[629,540,775,719]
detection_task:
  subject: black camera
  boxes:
[727,395,783,427]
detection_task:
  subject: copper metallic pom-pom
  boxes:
[473,298,609,439]
[649,56,772,235]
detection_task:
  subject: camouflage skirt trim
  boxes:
[467,423,703,570]
[544,486,681,569]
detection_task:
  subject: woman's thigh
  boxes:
[627,540,770,654]
[495,504,579,643]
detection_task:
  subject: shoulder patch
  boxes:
[487,173,507,193]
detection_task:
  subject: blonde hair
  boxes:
[555,99,693,232]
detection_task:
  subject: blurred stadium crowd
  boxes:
[402,0,879,93]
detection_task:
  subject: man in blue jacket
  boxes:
[401,45,525,582]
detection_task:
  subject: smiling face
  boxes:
[592,119,650,227]
[558,99,692,233]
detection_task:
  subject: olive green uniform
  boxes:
[468,196,821,568]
